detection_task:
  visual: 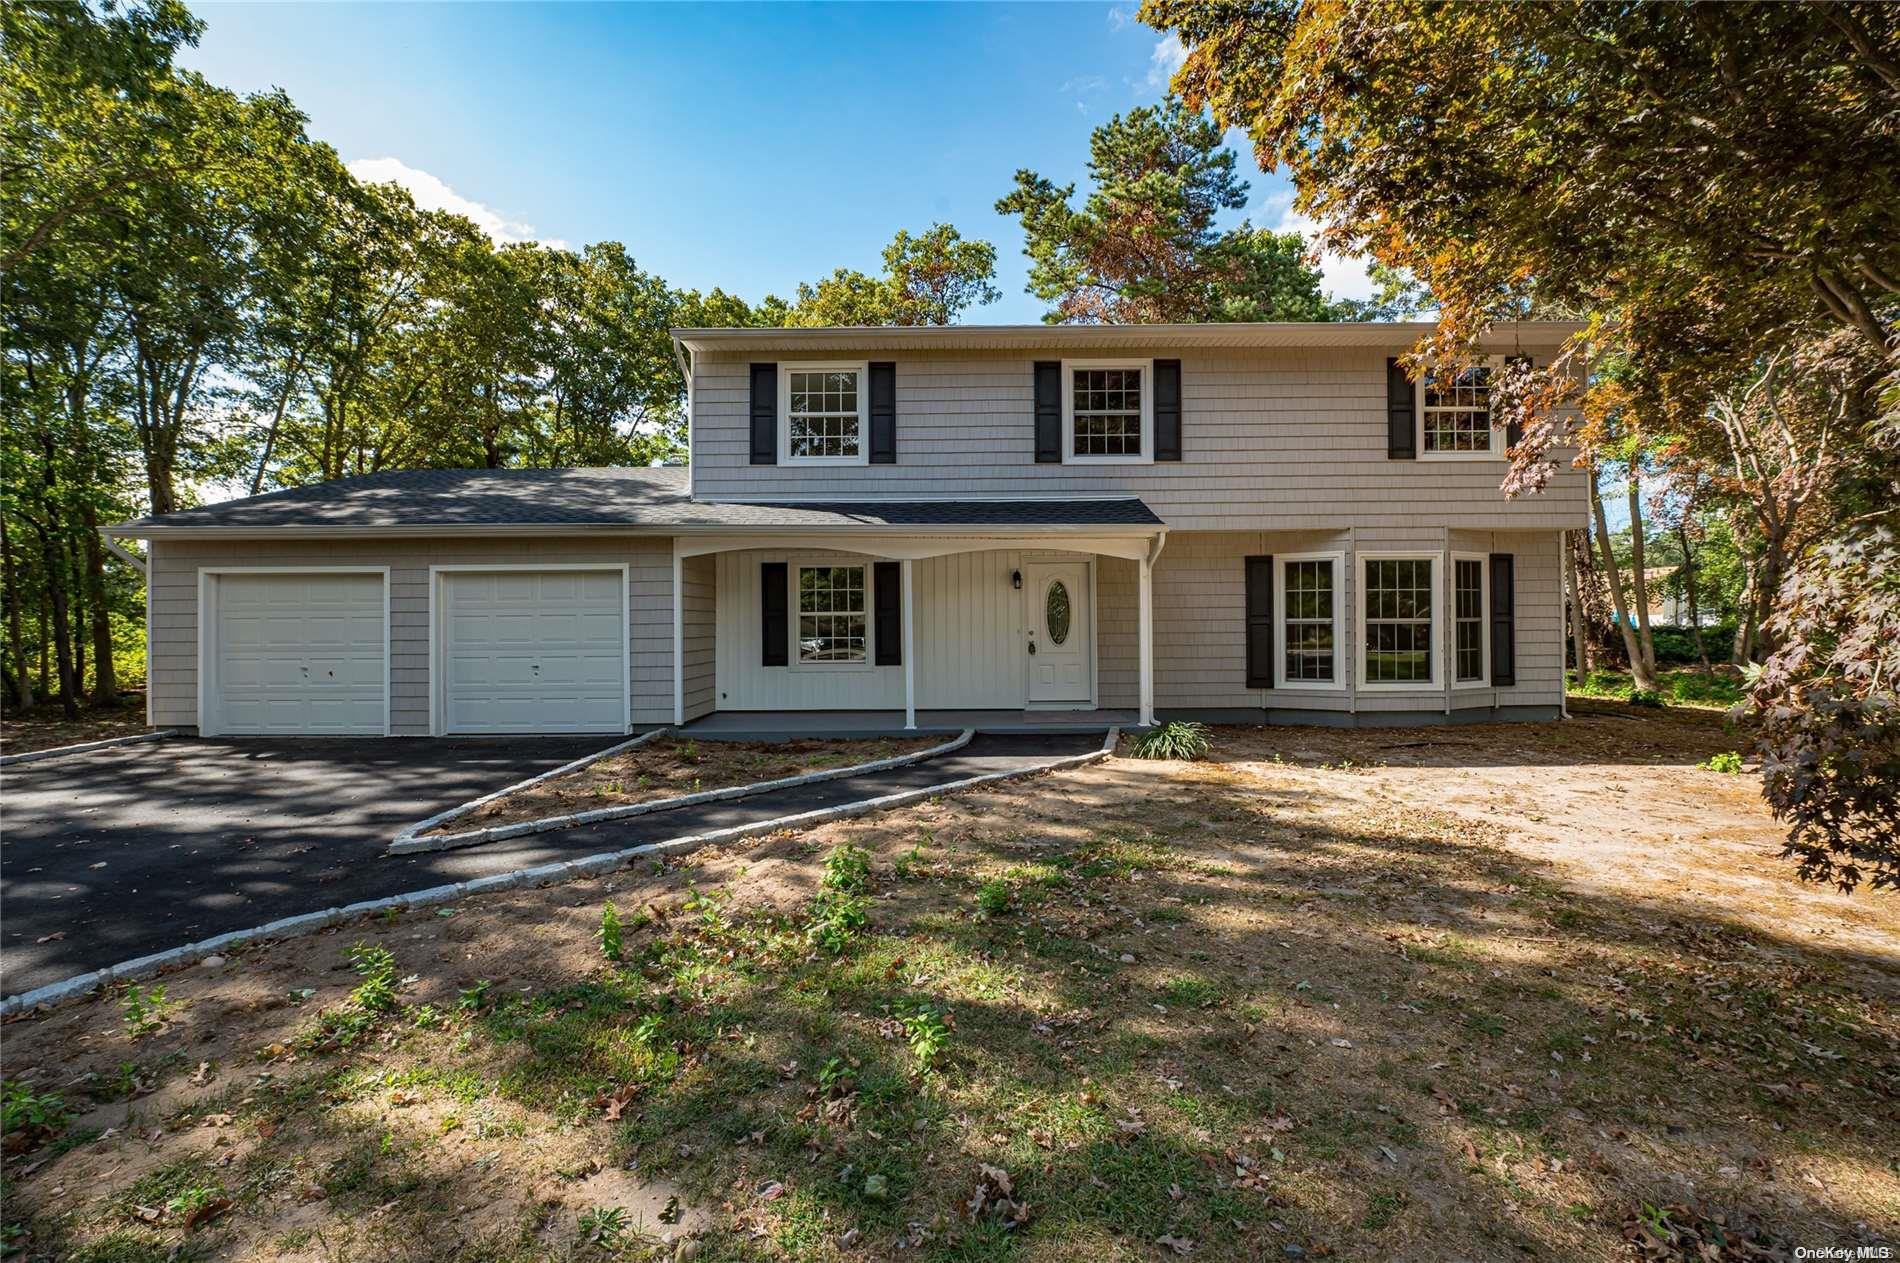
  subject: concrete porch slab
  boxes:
[679,708,1138,740]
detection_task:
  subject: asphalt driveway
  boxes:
[1,732,1101,995]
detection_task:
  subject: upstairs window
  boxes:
[1062,360,1153,463]
[782,365,867,464]
[1419,361,1497,457]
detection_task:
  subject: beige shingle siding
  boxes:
[682,552,717,721]
[690,347,1586,532]
[149,536,673,733]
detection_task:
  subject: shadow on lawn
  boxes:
[7,732,1896,1263]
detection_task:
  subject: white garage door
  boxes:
[209,572,387,736]
[440,569,627,734]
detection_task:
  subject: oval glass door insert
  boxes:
[1045,580,1072,645]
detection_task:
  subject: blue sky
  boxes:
[181,2,1373,324]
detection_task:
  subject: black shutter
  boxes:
[1245,555,1275,690]
[869,361,896,464]
[750,363,777,465]
[1489,553,1516,687]
[1503,355,1530,451]
[873,561,901,665]
[1386,357,1416,459]
[1034,361,1062,463]
[1153,358,1182,461]
[760,562,788,667]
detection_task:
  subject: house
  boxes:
[106,321,1588,738]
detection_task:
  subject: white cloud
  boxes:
[1146,34,1187,90]
[347,157,566,249]
[1270,203,1379,303]
[1107,6,1133,31]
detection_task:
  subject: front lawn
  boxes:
[4,710,1894,1262]
[432,735,945,834]
[1566,667,1745,710]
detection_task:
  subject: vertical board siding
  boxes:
[691,346,1586,530]
[681,552,717,721]
[150,536,673,733]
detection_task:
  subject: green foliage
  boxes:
[2,1079,72,1135]
[974,878,1012,918]
[1700,752,1745,775]
[576,1205,630,1247]
[1130,720,1212,761]
[597,902,623,963]
[1627,688,1665,709]
[456,980,492,1012]
[346,942,398,1013]
[806,891,869,956]
[784,224,1000,327]
[120,984,176,1038]
[996,97,1337,324]
[821,844,873,896]
[899,1004,950,1072]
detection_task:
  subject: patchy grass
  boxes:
[0,698,152,754]
[432,734,944,833]
[1566,667,1745,710]
[4,711,1895,1262]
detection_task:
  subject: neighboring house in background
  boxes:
[107,321,1588,737]
[1636,565,1724,628]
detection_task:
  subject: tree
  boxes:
[786,224,999,327]
[996,98,1333,323]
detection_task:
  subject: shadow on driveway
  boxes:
[1,733,1100,994]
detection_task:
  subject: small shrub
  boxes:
[1626,687,1665,708]
[1130,720,1211,760]
[120,984,176,1038]
[1700,751,1744,774]
[900,1004,950,1072]
[806,892,869,954]
[598,902,623,962]
[2,1080,72,1140]
[822,844,872,895]
[975,878,1011,917]
[347,942,398,1012]
[456,980,492,1012]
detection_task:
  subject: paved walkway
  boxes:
[1,733,1101,994]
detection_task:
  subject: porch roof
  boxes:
[105,466,1163,536]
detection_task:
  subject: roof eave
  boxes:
[109,520,1163,540]
[670,320,1587,354]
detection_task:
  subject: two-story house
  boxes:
[108,321,1587,738]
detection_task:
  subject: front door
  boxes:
[1025,561,1091,706]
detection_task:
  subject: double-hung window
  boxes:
[1062,360,1152,462]
[1361,555,1437,686]
[795,565,867,666]
[781,364,868,464]
[1276,554,1343,687]
[1452,555,1489,685]
[1418,359,1499,458]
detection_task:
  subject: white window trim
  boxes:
[1416,355,1506,461]
[1061,358,1154,465]
[779,361,870,466]
[1274,552,1345,692]
[1357,551,1440,692]
[790,561,874,672]
[1450,551,1491,688]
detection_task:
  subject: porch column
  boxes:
[671,546,684,727]
[902,557,916,730]
[1138,553,1155,728]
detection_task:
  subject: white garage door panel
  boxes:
[442,570,626,734]
[212,573,386,735]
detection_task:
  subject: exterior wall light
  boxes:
[1011,570,1023,589]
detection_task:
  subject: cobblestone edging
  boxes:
[0,729,178,767]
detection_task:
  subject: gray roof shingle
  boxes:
[111,467,1162,532]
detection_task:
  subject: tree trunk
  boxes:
[72,546,87,695]
[1,517,33,710]
[1675,519,1711,673]
[1624,476,1659,679]
[80,504,119,705]
[1566,530,1592,676]
[1590,466,1656,689]
[37,594,50,698]
[37,530,79,718]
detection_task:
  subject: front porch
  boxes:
[667,526,1168,732]
[676,707,1140,740]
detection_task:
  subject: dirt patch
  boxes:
[5,708,1894,1262]
[1,701,153,755]
[430,734,944,834]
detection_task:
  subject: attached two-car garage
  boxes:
[198,567,630,737]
